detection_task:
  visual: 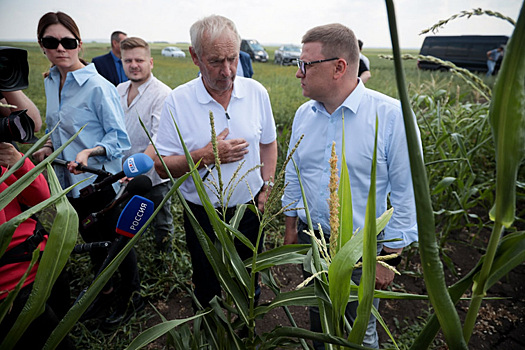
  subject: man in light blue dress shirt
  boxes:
[282,23,421,348]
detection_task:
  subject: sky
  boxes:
[0,0,521,49]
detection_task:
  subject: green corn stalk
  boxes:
[347,117,378,345]
[463,2,525,342]
[384,0,467,348]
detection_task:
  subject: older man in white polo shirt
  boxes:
[155,15,277,308]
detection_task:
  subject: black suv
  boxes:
[418,35,508,73]
[240,39,268,62]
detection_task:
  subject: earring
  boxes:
[43,50,46,55]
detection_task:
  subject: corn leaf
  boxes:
[246,244,310,272]
[126,311,210,350]
[267,327,369,349]
[170,116,251,325]
[488,3,525,227]
[347,117,379,344]
[464,3,525,342]
[338,112,353,249]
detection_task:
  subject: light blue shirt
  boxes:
[282,80,420,249]
[45,64,131,198]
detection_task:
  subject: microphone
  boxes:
[79,153,154,197]
[81,175,153,230]
[115,195,155,238]
[82,195,155,295]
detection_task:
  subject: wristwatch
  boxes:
[379,248,402,267]
[263,180,274,187]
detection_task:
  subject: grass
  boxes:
[1,40,521,348]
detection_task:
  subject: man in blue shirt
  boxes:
[93,31,129,86]
[282,23,420,348]
[486,45,504,77]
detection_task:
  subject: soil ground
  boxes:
[145,226,525,349]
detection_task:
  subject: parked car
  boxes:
[241,39,268,62]
[161,46,186,58]
[417,35,508,73]
[274,45,301,65]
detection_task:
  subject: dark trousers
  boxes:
[183,200,263,308]
[69,183,140,301]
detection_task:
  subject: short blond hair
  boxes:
[302,23,359,65]
[120,37,150,56]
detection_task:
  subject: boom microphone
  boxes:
[115,195,155,238]
[79,153,154,197]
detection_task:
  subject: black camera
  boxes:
[0,47,36,143]
[0,109,37,143]
[0,46,29,91]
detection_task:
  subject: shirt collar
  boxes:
[48,63,97,87]
[310,78,365,116]
[119,73,154,98]
[195,76,243,106]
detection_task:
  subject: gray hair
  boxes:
[302,23,359,66]
[190,15,241,57]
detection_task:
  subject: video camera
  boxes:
[0,46,29,91]
[0,46,36,143]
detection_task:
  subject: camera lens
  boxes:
[0,47,29,91]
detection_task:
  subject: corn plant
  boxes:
[386,1,525,348]
[0,119,193,349]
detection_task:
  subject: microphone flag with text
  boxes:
[115,195,155,238]
[80,175,152,231]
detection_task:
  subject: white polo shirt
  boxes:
[156,76,276,207]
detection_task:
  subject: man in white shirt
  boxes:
[118,37,173,253]
[154,15,277,308]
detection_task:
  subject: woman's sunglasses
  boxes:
[41,36,78,50]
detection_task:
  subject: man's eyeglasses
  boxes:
[296,57,339,75]
[41,37,79,50]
